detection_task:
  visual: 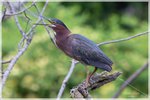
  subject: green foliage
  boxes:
[2,2,148,98]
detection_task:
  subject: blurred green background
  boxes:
[2,2,148,98]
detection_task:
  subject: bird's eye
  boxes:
[52,21,56,24]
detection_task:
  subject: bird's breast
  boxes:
[56,37,73,58]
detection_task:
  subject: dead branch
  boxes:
[4,2,35,16]
[7,2,27,38]
[70,71,122,98]
[2,1,48,90]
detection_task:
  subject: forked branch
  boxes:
[2,1,48,90]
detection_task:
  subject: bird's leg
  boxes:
[85,67,97,87]
[87,67,97,85]
[85,66,90,88]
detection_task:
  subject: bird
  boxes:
[42,18,113,85]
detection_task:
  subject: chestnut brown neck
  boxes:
[52,24,71,42]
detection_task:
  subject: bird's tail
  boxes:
[95,63,112,72]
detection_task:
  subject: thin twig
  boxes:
[57,59,78,99]
[5,2,35,16]
[8,2,27,38]
[24,6,38,18]
[113,62,148,98]
[23,11,31,21]
[98,31,148,46]
[18,37,26,51]
[33,3,57,47]
[1,59,12,64]
[2,1,48,90]
[2,7,7,22]
[23,11,31,33]
[26,0,48,36]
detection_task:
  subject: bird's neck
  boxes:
[55,29,70,42]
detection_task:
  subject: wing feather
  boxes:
[69,34,113,71]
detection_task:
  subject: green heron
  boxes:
[42,18,113,85]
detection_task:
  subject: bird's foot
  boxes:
[85,75,93,88]
[85,67,97,88]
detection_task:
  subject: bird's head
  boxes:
[48,18,68,29]
[36,17,70,34]
[35,17,71,46]
[46,18,70,34]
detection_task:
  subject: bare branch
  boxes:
[18,37,26,51]
[113,62,148,98]
[98,31,148,46]
[23,6,38,18]
[23,11,31,21]
[70,71,122,98]
[23,11,31,33]
[33,3,57,47]
[26,0,48,36]
[57,59,78,99]
[2,41,30,89]
[8,2,27,38]
[2,1,48,90]
[4,2,35,16]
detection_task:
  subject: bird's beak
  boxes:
[47,19,56,28]
[41,16,56,28]
[48,24,56,28]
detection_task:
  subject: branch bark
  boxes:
[70,71,122,98]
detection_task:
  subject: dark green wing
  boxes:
[69,34,113,71]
